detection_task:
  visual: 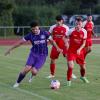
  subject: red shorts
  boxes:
[50,46,67,59]
[67,50,85,65]
[85,39,92,47]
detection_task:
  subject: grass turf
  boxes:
[0,45,100,100]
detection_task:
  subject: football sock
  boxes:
[50,64,55,75]
[17,73,26,83]
[30,74,33,78]
[80,68,85,77]
[67,67,72,81]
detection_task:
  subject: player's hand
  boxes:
[77,49,81,55]
[57,48,63,53]
[66,45,69,50]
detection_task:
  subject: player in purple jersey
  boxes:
[5,21,62,88]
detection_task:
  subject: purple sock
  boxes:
[17,73,26,83]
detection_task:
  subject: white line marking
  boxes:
[92,38,100,40]
[0,82,51,100]
[0,55,26,61]
[0,54,67,77]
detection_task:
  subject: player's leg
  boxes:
[29,68,38,83]
[31,67,38,76]
[80,64,86,77]
[47,47,59,78]
[66,61,77,79]
[72,73,77,79]
[67,60,74,86]
[76,54,89,83]
[48,59,56,78]
[79,64,89,83]
[63,48,77,79]
[13,66,32,87]
[84,46,91,59]
[66,52,76,86]
[29,72,34,83]
[87,46,92,54]
[29,54,47,82]
[84,40,92,59]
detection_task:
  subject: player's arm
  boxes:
[92,30,95,36]
[92,30,97,37]
[63,36,69,50]
[91,24,95,36]
[91,23,97,37]
[48,36,62,53]
[77,39,86,55]
[47,25,54,45]
[63,27,71,50]
[63,25,69,49]
[77,28,87,55]
[5,39,26,56]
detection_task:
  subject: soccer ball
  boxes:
[50,80,60,89]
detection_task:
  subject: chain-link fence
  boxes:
[0,25,100,39]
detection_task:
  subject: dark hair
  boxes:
[30,21,39,28]
[56,15,63,21]
[75,16,83,22]
[87,14,92,16]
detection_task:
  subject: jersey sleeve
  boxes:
[49,25,56,34]
[64,25,69,36]
[44,31,50,39]
[82,21,87,28]
[45,31,52,40]
[67,28,74,36]
[91,21,94,29]
[82,28,87,39]
[23,33,31,41]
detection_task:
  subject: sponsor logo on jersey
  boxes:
[41,35,45,39]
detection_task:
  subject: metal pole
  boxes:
[22,27,24,37]
[4,28,6,39]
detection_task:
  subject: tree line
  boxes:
[0,0,100,35]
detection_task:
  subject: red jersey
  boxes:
[83,21,94,39]
[49,24,69,48]
[68,28,87,53]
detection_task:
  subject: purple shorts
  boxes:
[26,51,47,70]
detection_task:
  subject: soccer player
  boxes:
[5,21,62,88]
[82,14,95,59]
[64,17,89,86]
[47,15,77,79]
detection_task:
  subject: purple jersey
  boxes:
[23,30,50,55]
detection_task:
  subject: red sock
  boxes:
[50,64,55,75]
[80,68,85,77]
[67,67,72,81]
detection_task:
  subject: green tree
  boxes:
[0,0,15,36]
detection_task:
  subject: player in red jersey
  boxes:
[64,17,89,86]
[47,15,77,79]
[82,14,95,58]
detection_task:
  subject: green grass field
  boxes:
[0,45,100,100]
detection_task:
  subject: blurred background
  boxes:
[0,0,100,38]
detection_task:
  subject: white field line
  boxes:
[0,82,52,100]
[0,55,100,98]
[0,54,99,77]
[0,54,26,61]
[0,57,66,77]
[0,54,96,76]
[0,54,67,85]
[92,38,100,40]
